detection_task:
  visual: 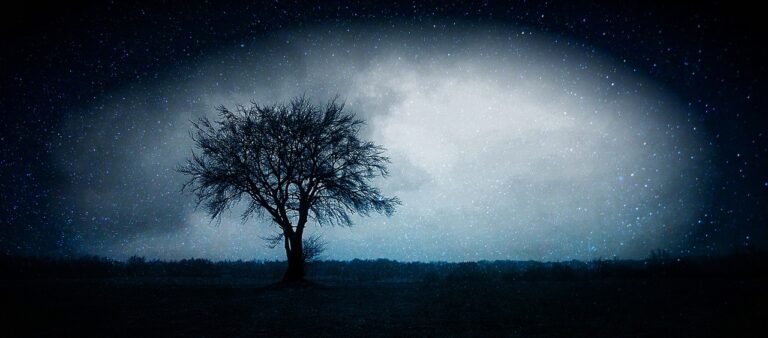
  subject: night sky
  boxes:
[1,1,766,262]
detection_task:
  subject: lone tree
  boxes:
[179,97,399,282]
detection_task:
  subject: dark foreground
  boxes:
[2,276,766,337]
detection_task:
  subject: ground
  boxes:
[2,277,765,337]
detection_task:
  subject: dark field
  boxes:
[2,277,766,337]
[2,255,767,337]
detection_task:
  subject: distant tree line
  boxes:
[2,252,766,282]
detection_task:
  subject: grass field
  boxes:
[3,276,765,337]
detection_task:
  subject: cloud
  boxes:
[57,22,709,261]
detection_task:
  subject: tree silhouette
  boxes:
[179,97,399,281]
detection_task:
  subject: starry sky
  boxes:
[1,1,766,262]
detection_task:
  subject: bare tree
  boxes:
[178,96,399,282]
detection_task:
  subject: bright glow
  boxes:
[58,23,708,261]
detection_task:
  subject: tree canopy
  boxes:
[179,96,399,281]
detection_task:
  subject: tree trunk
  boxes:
[282,234,305,282]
